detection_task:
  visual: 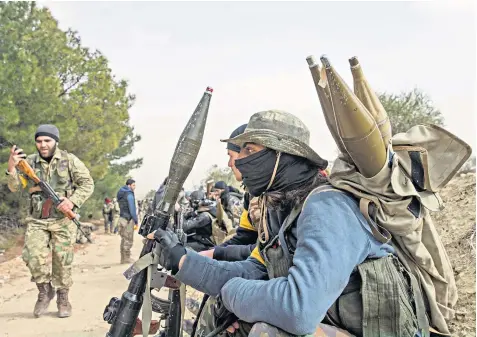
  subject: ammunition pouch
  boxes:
[262,236,293,279]
[202,211,236,245]
[29,188,74,220]
[28,150,75,220]
[324,255,428,337]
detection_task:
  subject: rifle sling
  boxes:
[142,264,154,337]
[128,250,186,337]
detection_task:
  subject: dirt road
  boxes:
[0,231,169,337]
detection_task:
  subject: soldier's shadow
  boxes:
[0,311,41,320]
[0,310,61,320]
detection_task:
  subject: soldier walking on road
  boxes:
[111,197,120,234]
[102,198,113,234]
[116,178,138,264]
[6,124,94,318]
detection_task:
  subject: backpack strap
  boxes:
[303,184,392,244]
[358,198,392,244]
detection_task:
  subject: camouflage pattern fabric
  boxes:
[111,199,120,234]
[243,322,355,337]
[7,148,94,211]
[227,194,243,227]
[185,286,204,316]
[119,217,135,256]
[7,147,94,290]
[22,217,77,289]
[195,296,217,337]
[194,297,355,337]
[112,214,120,234]
[103,202,113,232]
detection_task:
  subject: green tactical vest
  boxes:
[259,185,429,337]
[27,150,75,219]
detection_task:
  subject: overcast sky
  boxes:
[40,1,475,198]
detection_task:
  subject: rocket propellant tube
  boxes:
[349,56,392,147]
[320,55,386,178]
[306,55,350,159]
[106,86,213,337]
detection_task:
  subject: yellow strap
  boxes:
[250,246,265,265]
[239,210,256,231]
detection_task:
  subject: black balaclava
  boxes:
[235,148,318,198]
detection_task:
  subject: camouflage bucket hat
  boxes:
[221,109,328,168]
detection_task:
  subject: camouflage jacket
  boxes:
[7,148,94,218]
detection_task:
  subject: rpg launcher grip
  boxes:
[104,86,213,337]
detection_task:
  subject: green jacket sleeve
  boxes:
[68,154,94,208]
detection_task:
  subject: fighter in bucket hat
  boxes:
[150,107,428,337]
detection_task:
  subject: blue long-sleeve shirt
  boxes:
[127,193,138,224]
[175,190,394,335]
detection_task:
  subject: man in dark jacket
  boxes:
[116,178,138,264]
[182,190,216,252]
[152,177,168,212]
[212,181,243,227]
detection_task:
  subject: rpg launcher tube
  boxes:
[306,55,350,159]
[349,56,392,147]
[155,86,213,216]
[106,86,213,337]
[320,56,386,178]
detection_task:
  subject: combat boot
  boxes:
[33,282,55,317]
[57,288,72,318]
[121,251,134,264]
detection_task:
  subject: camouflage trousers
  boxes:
[112,215,119,234]
[195,297,354,337]
[104,214,113,232]
[119,217,134,257]
[22,217,77,289]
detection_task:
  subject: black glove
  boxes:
[153,228,186,274]
[212,296,238,332]
[184,210,197,219]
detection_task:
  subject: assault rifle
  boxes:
[103,86,213,337]
[0,138,92,243]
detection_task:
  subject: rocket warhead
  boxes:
[349,56,392,147]
[156,87,213,215]
[320,55,386,178]
[306,55,350,159]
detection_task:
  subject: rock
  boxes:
[81,269,88,273]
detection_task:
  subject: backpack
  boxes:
[328,124,471,335]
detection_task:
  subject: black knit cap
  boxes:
[35,124,60,142]
[226,124,247,153]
